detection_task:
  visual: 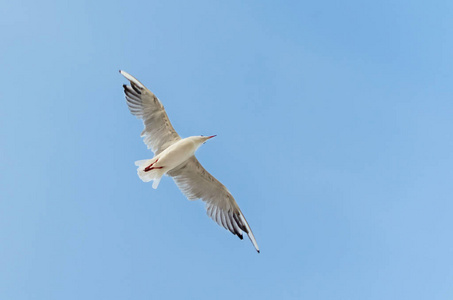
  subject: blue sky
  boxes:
[1,0,453,299]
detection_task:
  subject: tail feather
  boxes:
[135,159,151,167]
[152,177,162,189]
[135,159,164,189]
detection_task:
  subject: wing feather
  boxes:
[120,70,181,154]
[168,156,259,252]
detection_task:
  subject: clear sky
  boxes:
[1,0,453,299]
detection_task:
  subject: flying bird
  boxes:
[120,70,259,253]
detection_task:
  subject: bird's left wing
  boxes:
[168,156,260,252]
[120,70,181,155]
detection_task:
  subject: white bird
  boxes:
[120,70,259,253]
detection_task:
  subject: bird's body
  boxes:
[120,70,260,253]
[135,136,214,189]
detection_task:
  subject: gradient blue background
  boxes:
[1,0,453,299]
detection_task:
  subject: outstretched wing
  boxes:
[120,70,181,155]
[168,156,260,252]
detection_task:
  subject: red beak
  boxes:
[207,135,217,139]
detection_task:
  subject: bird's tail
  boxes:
[135,159,164,189]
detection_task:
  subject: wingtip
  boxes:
[119,70,145,89]
[238,213,260,255]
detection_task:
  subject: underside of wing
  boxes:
[168,156,260,252]
[120,70,181,154]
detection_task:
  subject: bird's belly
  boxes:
[155,140,195,171]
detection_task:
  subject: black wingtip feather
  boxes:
[131,83,142,94]
[233,213,248,233]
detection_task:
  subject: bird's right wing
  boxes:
[168,156,260,252]
[120,70,181,155]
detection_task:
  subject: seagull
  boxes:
[120,70,260,253]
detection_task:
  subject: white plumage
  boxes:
[120,70,259,253]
